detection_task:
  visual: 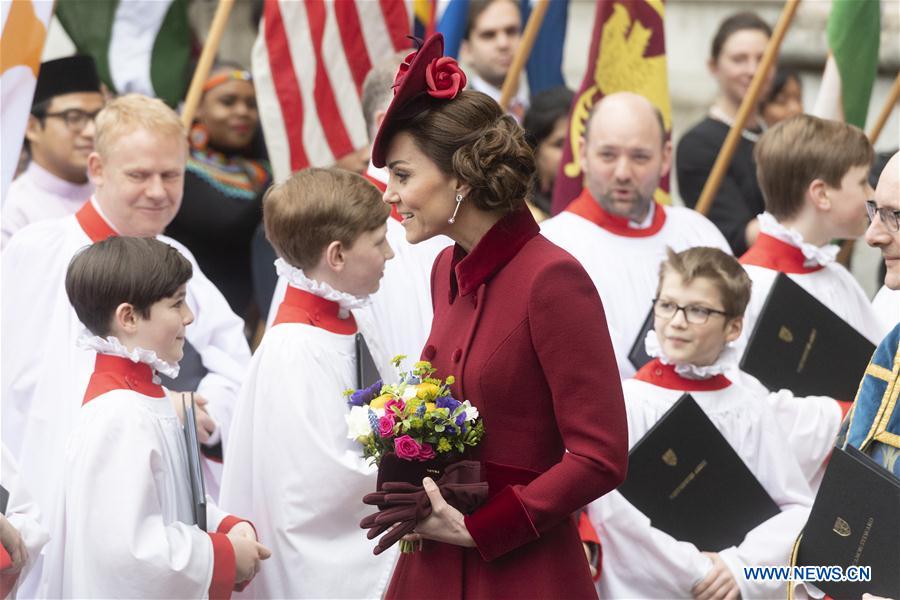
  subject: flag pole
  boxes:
[694,0,800,216]
[181,0,235,129]
[868,71,900,145]
[499,0,549,111]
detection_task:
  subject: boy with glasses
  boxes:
[589,247,813,599]
[1,56,105,247]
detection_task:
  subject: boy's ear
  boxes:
[87,152,104,186]
[808,178,830,211]
[724,315,743,343]
[113,302,139,333]
[323,240,345,272]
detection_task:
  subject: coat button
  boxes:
[423,345,436,360]
[452,349,462,363]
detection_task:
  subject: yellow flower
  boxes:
[414,361,432,370]
[425,401,436,412]
[445,375,455,385]
[416,382,440,401]
[369,394,393,410]
[437,437,451,452]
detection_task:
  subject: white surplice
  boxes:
[1,445,50,600]
[43,382,241,599]
[220,286,396,599]
[1,162,93,249]
[590,361,813,599]
[541,194,731,379]
[0,198,250,554]
[872,284,899,336]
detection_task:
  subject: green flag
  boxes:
[825,0,880,128]
[55,0,191,107]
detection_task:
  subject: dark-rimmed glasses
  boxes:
[653,298,730,324]
[42,108,101,132]
[866,200,900,233]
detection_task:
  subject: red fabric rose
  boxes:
[425,56,466,99]
[392,51,417,91]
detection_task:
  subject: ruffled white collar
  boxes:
[758,212,840,267]
[275,258,372,319]
[77,330,180,382]
[644,330,738,380]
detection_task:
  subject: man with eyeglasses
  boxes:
[1,56,104,248]
[868,152,900,335]
[835,151,900,479]
[541,92,731,379]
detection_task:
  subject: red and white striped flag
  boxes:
[253,0,411,182]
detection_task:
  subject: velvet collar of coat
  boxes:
[450,207,540,299]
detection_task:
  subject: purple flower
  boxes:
[349,379,383,406]
[378,414,395,438]
[394,435,422,460]
[455,412,466,428]
[436,396,461,412]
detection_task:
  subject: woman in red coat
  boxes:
[368,34,628,598]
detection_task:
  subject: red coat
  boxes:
[386,208,628,599]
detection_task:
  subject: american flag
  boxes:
[253,0,412,183]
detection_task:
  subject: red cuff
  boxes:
[217,515,256,537]
[0,545,11,571]
[464,485,539,562]
[207,532,236,600]
[577,512,602,582]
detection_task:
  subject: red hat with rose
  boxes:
[370,33,467,168]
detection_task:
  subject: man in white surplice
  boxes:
[1,96,250,589]
[541,92,731,379]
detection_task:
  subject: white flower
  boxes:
[462,400,479,422]
[346,406,371,440]
[401,384,418,401]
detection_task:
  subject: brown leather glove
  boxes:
[360,460,488,554]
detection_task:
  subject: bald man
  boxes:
[541,92,730,379]
[836,151,900,478]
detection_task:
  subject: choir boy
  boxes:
[219,168,397,598]
[590,247,813,599]
[44,236,269,598]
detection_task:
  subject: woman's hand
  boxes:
[0,516,28,573]
[402,477,476,548]
[692,552,740,600]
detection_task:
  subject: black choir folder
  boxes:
[182,393,207,530]
[740,273,875,399]
[618,394,780,552]
[797,446,900,598]
[628,305,655,371]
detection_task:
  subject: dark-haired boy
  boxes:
[45,236,269,598]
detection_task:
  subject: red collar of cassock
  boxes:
[75,199,118,242]
[633,358,732,391]
[450,207,540,299]
[739,233,823,274]
[272,285,358,335]
[565,188,667,238]
[83,354,166,405]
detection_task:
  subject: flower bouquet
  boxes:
[345,356,487,553]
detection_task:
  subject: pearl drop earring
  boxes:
[448,194,463,224]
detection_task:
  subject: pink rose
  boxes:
[394,435,422,460]
[418,442,436,461]
[378,414,395,438]
[385,397,406,414]
[392,51,416,90]
[425,57,467,100]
